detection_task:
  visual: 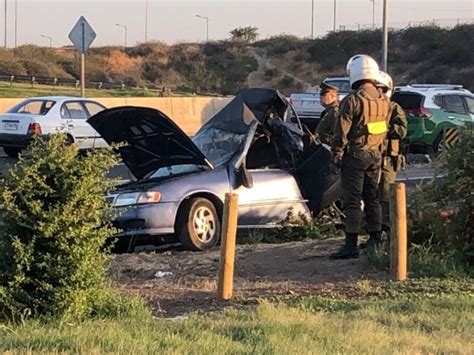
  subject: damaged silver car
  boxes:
[88,88,341,251]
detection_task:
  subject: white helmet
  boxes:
[376,71,393,98]
[346,54,380,89]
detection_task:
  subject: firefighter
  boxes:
[375,71,408,234]
[315,82,339,144]
[330,54,390,259]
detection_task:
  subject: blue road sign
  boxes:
[68,16,96,53]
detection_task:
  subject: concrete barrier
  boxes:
[0,97,233,135]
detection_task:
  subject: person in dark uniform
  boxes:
[376,71,408,234]
[315,82,339,144]
[330,55,390,259]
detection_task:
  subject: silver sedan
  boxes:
[88,88,340,251]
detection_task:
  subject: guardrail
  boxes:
[0,74,224,97]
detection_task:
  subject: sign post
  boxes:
[68,16,96,97]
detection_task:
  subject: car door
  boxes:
[82,101,107,148]
[461,96,474,132]
[441,95,471,129]
[233,168,310,227]
[61,101,95,149]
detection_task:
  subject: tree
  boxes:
[230,26,259,43]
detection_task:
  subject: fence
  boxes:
[338,17,474,32]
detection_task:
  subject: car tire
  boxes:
[433,133,444,154]
[3,147,21,158]
[176,197,221,251]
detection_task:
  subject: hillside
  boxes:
[0,25,472,96]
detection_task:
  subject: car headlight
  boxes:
[137,191,161,204]
[114,191,161,207]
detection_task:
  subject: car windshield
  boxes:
[192,127,246,167]
[147,164,208,179]
[7,99,56,115]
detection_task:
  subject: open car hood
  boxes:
[88,89,291,180]
[88,106,212,180]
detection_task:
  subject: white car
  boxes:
[0,96,107,157]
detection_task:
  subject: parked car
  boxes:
[88,88,341,251]
[289,77,350,131]
[392,85,474,153]
[0,96,107,157]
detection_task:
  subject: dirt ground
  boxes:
[109,237,386,317]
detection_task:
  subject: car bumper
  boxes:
[112,202,178,237]
[0,133,44,148]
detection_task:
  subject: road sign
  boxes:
[68,16,96,53]
[444,127,461,150]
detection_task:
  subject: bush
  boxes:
[408,132,473,274]
[0,134,137,321]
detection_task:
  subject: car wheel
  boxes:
[2,147,21,158]
[433,133,444,154]
[177,197,221,251]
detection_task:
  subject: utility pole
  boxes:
[382,0,388,71]
[311,0,314,39]
[14,0,17,47]
[333,0,337,32]
[370,0,375,29]
[4,0,7,48]
[145,0,148,42]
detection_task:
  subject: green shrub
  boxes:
[0,134,137,321]
[408,132,473,274]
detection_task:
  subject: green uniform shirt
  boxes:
[315,102,339,145]
[331,86,389,159]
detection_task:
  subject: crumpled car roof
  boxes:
[198,88,289,135]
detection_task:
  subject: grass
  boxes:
[0,81,197,98]
[0,278,472,354]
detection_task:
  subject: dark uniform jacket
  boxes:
[384,101,407,157]
[315,102,339,145]
[331,86,390,159]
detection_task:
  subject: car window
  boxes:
[62,102,88,119]
[463,96,474,114]
[7,99,55,115]
[433,95,443,107]
[324,79,351,93]
[391,93,424,109]
[83,102,105,117]
[443,95,467,114]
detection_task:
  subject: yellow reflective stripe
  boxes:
[367,120,388,134]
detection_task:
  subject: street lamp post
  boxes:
[145,0,148,42]
[116,23,128,47]
[333,0,337,32]
[311,0,314,39]
[40,34,52,48]
[370,0,375,29]
[15,0,17,47]
[196,14,209,41]
[4,0,7,48]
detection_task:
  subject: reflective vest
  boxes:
[354,90,390,150]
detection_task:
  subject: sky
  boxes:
[5,0,474,47]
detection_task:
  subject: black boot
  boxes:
[330,233,359,259]
[360,231,382,250]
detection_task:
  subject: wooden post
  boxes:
[217,193,239,300]
[389,183,407,281]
